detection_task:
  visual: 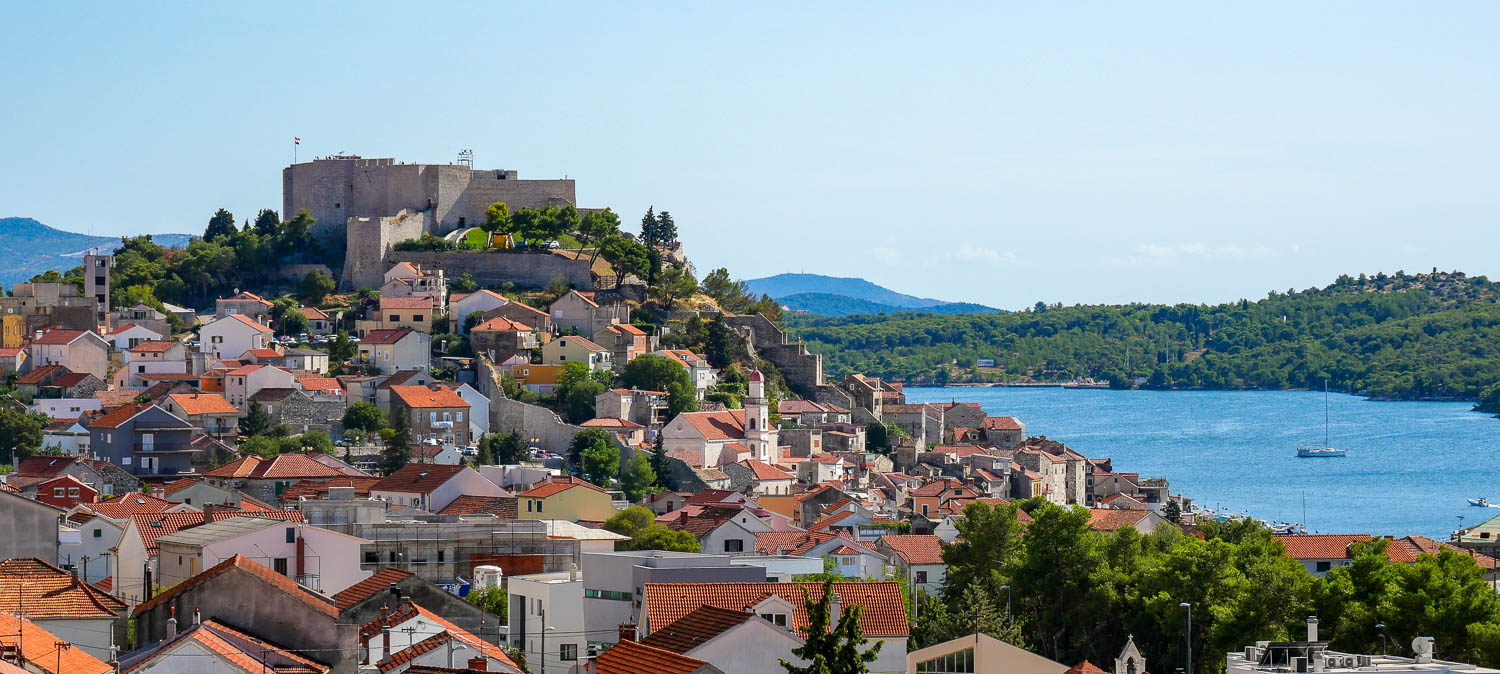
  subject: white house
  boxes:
[699,515,774,556]
[357,328,431,375]
[107,323,165,350]
[199,314,273,361]
[361,600,520,672]
[370,464,507,513]
[876,535,947,596]
[42,417,93,454]
[509,569,587,673]
[29,329,110,380]
[638,604,806,674]
[223,364,298,411]
[31,398,102,420]
[154,516,373,595]
[661,371,777,466]
[450,290,511,334]
[448,382,490,438]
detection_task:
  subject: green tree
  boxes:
[204,208,237,241]
[649,433,672,489]
[482,202,511,235]
[299,269,336,305]
[620,453,656,503]
[911,591,1026,650]
[603,506,699,552]
[654,210,677,245]
[579,208,621,264]
[0,409,46,464]
[603,506,657,538]
[621,354,698,417]
[941,500,1024,604]
[241,400,270,437]
[329,331,357,364]
[451,273,480,295]
[639,206,657,246]
[466,586,508,625]
[781,578,881,674]
[496,432,528,464]
[599,236,650,287]
[1162,500,1182,524]
[580,438,620,488]
[864,421,888,451]
[560,378,605,424]
[702,267,750,312]
[379,412,413,475]
[651,267,698,310]
[342,402,388,435]
[253,209,281,236]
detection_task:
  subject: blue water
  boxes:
[904,386,1500,538]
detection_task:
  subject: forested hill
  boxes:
[786,270,1500,405]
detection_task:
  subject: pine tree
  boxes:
[241,400,270,437]
[204,208,238,241]
[639,206,658,246]
[781,578,880,674]
[650,433,672,489]
[379,411,413,475]
[654,210,677,244]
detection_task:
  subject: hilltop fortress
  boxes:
[282,155,588,290]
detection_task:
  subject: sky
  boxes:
[3,3,1498,309]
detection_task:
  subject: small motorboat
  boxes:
[1469,498,1499,508]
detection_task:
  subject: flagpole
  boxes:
[294,138,298,164]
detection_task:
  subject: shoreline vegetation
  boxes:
[787,269,1500,414]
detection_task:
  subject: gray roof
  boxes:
[154,516,289,547]
[286,348,324,357]
[249,388,301,403]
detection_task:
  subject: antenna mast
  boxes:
[457,149,474,169]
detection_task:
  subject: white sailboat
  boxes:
[1297,381,1347,458]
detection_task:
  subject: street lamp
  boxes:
[1180,602,1192,674]
[449,641,469,668]
[999,585,1011,619]
[1376,624,1387,656]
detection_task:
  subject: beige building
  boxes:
[540,335,613,371]
[390,385,471,446]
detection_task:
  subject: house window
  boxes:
[285,527,296,543]
[725,539,744,553]
[438,550,445,563]
[53,488,64,498]
[413,315,423,322]
[68,488,79,498]
[456,412,463,422]
[389,551,398,563]
[178,556,183,566]
[560,644,577,661]
[760,613,788,627]
[273,558,289,576]
[364,552,378,564]
[536,500,543,513]
[915,570,929,584]
[93,529,101,539]
[1316,561,1332,573]
[526,500,533,512]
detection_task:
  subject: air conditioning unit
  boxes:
[1294,657,1309,673]
[1356,655,1372,668]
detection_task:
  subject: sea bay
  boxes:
[904,386,1498,538]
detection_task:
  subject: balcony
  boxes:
[133,443,196,454]
[430,420,454,429]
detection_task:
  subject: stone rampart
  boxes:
[386,251,595,291]
[722,313,824,396]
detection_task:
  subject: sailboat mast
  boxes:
[1324,380,1330,449]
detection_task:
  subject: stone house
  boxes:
[485,299,553,334]
[390,385,472,446]
[224,363,298,411]
[722,459,795,496]
[595,388,669,428]
[470,316,539,364]
[248,388,345,436]
[214,291,274,320]
[29,328,110,380]
[203,454,346,503]
[594,322,650,370]
[549,289,629,335]
[450,289,510,334]
[941,402,987,432]
[983,416,1026,448]
[0,490,61,562]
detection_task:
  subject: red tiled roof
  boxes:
[754,530,839,556]
[332,568,414,612]
[360,328,413,345]
[521,475,608,498]
[122,619,330,674]
[298,306,330,320]
[378,296,434,310]
[217,313,274,333]
[984,416,1023,430]
[438,495,518,519]
[373,463,466,495]
[88,402,157,429]
[222,291,273,306]
[0,558,128,619]
[132,554,337,619]
[128,511,210,554]
[0,611,112,673]
[365,602,516,672]
[204,454,344,480]
[80,492,176,520]
[581,417,644,429]
[130,340,181,354]
[1066,661,1110,674]
[51,371,92,387]
[645,581,909,637]
[737,459,793,481]
[277,477,382,504]
[32,329,88,346]
[168,392,237,416]
[390,385,468,409]
[16,364,67,385]
[1274,534,1417,563]
[639,604,756,653]
[556,335,607,351]
[596,638,712,674]
[676,409,747,442]
[1088,508,1155,532]
[472,316,531,333]
[15,455,85,478]
[879,535,945,565]
[1398,534,1500,570]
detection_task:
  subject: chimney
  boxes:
[569,563,578,582]
[381,626,391,664]
[1306,616,1319,642]
[296,529,305,579]
[468,657,488,671]
[167,606,178,641]
[194,607,201,625]
[829,591,842,626]
[618,624,636,643]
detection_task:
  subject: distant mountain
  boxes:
[743,273,998,316]
[0,217,193,288]
[776,292,1003,317]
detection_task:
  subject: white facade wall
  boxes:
[32,398,101,419]
[510,574,588,674]
[126,360,188,388]
[429,469,506,512]
[199,319,269,361]
[35,617,117,661]
[109,325,164,350]
[682,621,806,674]
[199,524,373,594]
[58,517,124,583]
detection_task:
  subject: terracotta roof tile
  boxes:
[521,475,608,498]
[596,638,711,674]
[373,464,467,494]
[122,619,330,673]
[675,409,747,442]
[32,329,89,346]
[390,385,469,409]
[218,313,274,333]
[378,296,434,310]
[82,492,176,519]
[204,454,343,480]
[0,558,128,619]
[0,612,112,674]
[132,554,337,619]
[332,568,413,612]
[638,604,755,653]
[1088,508,1154,532]
[879,535,945,565]
[1066,661,1110,674]
[16,364,67,385]
[1274,534,1417,564]
[644,581,909,638]
[168,392,237,416]
[737,459,793,481]
[359,329,414,345]
[438,495,518,519]
[472,316,531,333]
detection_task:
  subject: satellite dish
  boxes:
[1412,637,1434,656]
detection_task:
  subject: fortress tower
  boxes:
[282,156,578,246]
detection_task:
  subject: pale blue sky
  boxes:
[4,3,1497,308]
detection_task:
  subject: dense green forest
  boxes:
[788,270,1500,406]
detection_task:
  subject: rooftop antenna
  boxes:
[457,149,474,169]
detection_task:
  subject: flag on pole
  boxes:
[294,137,301,144]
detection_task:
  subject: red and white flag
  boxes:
[294,137,301,145]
